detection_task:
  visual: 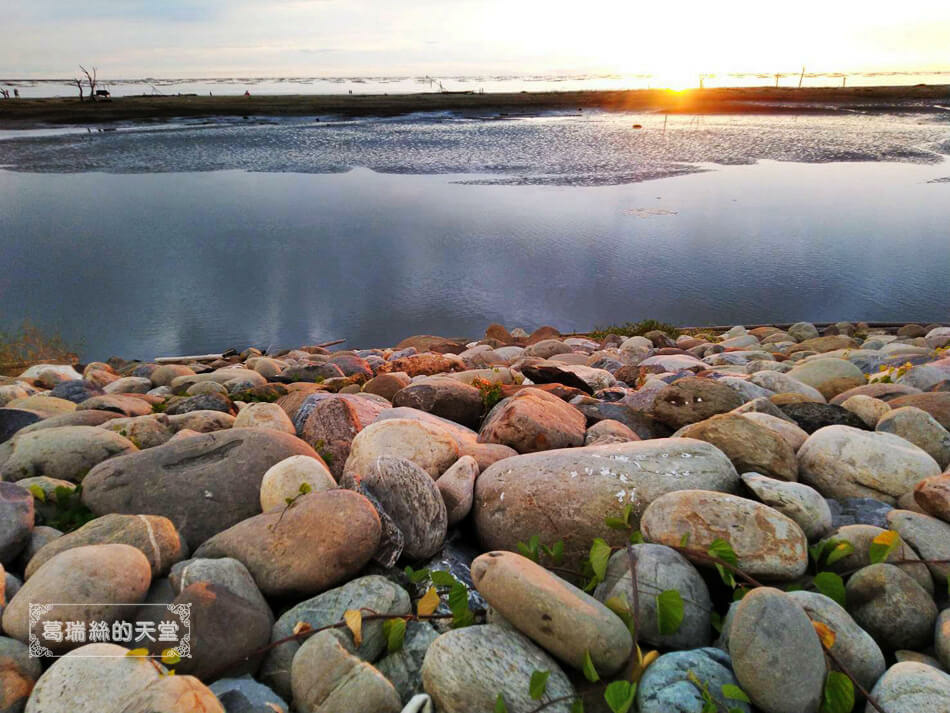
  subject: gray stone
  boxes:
[787,590,886,691]
[936,609,950,672]
[0,426,137,482]
[846,563,938,650]
[788,322,820,342]
[0,636,42,713]
[82,428,319,548]
[741,473,832,540]
[435,456,478,526]
[651,377,744,429]
[877,406,950,470]
[817,524,933,594]
[728,587,825,713]
[0,483,33,565]
[169,557,271,623]
[209,676,288,713]
[594,544,712,650]
[828,498,894,529]
[637,647,750,713]
[376,622,439,704]
[865,662,950,712]
[260,575,410,700]
[421,625,574,713]
[887,509,950,583]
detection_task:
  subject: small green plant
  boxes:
[472,377,504,411]
[29,484,95,532]
[516,535,564,565]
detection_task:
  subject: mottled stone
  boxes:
[259,455,336,512]
[0,483,33,565]
[846,563,938,650]
[877,406,950,470]
[637,648,750,713]
[477,387,585,453]
[435,456,478,526]
[817,524,933,594]
[865,661,950,712]
[887,509,950,583]
[651,377,744,429]
[1,426,137,482]
[741,473,832,540]
[678,414,798,481]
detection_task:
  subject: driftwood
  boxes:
[153,339,345,364]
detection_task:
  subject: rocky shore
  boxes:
[1,319,950,713]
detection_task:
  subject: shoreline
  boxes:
[1,84,949,128]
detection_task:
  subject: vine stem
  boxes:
[526,694,579,713]
[668,545,767,589]
[822,641,886,713]
[625,545,641,647]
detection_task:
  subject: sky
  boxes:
[3,0,950,82]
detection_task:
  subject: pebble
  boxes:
[845,563,938,650]
[637,647,750,713]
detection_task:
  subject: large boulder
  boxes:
[343,417,460,480]
[887,392,950,430]
[298,394,390,478]
[477,387,586,453]
[0,426,137,482]
[474,438,739,569]
[641,490,808,579]
[877,406,950,470]
[82,428,319,548]
[677,414,798,481]
[797,425,941,503]
[845,563,937,650]
[392,377,484,430]
[193,490,380,597]
[786,358,865,399]
[865,662,950,713]
[651,378,744,429]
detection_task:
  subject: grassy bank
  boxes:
[2,84,949,127]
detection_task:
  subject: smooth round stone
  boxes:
[343,418,460,481]
[637,647,750,713]
[894,650,944,669]
[16,526,62,571]
[739,412,809,452]
[787,358,865,399]
[642,490,808,579]
[435,455,479,526]
[3,545,151,654]
[477,387,586,453]
[887,392,950,431]
[741,473,832,540]
[164,392,234,416]
[49,380,103,404]
[260,575,410,700]
[788,322,820,342]
[232,402,295,434]
[25,513,183,579]
[421,625,574,713]
[474,438,740,570]
[846,563,938,650]
[392,377,484,430]
[677,413,798,481]
[209,676,288,713]
[0,483,34,565]
[866,662,950,712]
[936,609,950,671]
[169,557,271,622]
[887,509,950,583]
[842,395,892,428]
[877,406,950,470]
[787,590,886,691]
[185,380,228,396]
[340,455,447,560]
[100,414,173,449]
[103,376,153,394]
[115,674,225,713]
[0,426,137,482]
[259,455,336,512]
[291,629,401,713]
[193,490,380,597]
[798,425,941,503]
[914,473,950,522]
[748,371,825,402]
[23,643,164,713]
[471,551,632,675]
[584,418,639,445]
[165,409,235,433]
[779,402,869,433]
[828,498,895,529]
[817,524,933,594]
[376,621,439,704]
[728,587,825,713]
[82,428,318,548]
[149,364,196,387]
[4,396,76,416]
[0,408,41,444]
[650,377,744,429]
[0,636,42,713]
[594,544,711,650]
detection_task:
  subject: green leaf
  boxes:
[622,502,633,526]
[429,570,457,587]
[298,482,312,494]
[605,517,629,530]
[710,611,723,633]
[448,580,474,628]
[708,538,738,588]
[529,670,550,700]
[656,589,685,635]
[542,540,565,565]
[382,618,406,654]
[27,485,46,502]
[582,649,600,683]
[732,586,750,602]
[570,700,585,713]
[825,540,855,567]
[404,566,431,584]
[517,534,541,562]
[603,680,637,713]
[679,532,691,547]
[721,684,751,703]
[868,530,900,565]
[629,530,645,544]
[589,538,611,584]
[820,671,855,713]
[494,693,508,713]
[814,572,847,607]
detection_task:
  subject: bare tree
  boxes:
[72,77,84,102]
[80,65,97,99]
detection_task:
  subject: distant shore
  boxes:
[2,84,949,128]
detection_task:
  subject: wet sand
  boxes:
[1,84,949,127]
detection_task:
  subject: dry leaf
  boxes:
[812,620,836,649]
[417,586,440,616]
[344,609,363,647]
[292,621,313,636]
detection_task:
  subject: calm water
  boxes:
[1,112,949,360]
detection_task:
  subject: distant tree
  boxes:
[80,65,98,99]
[72,77,84,102]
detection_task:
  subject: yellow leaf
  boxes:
[160,649,181,666]
[641,649,660,671]
[812,620,836,649]
[872,530,899,548]
[344,609,363,647]
[292,621,313,636]
[126,648,149,658]
[417,586,440,617]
